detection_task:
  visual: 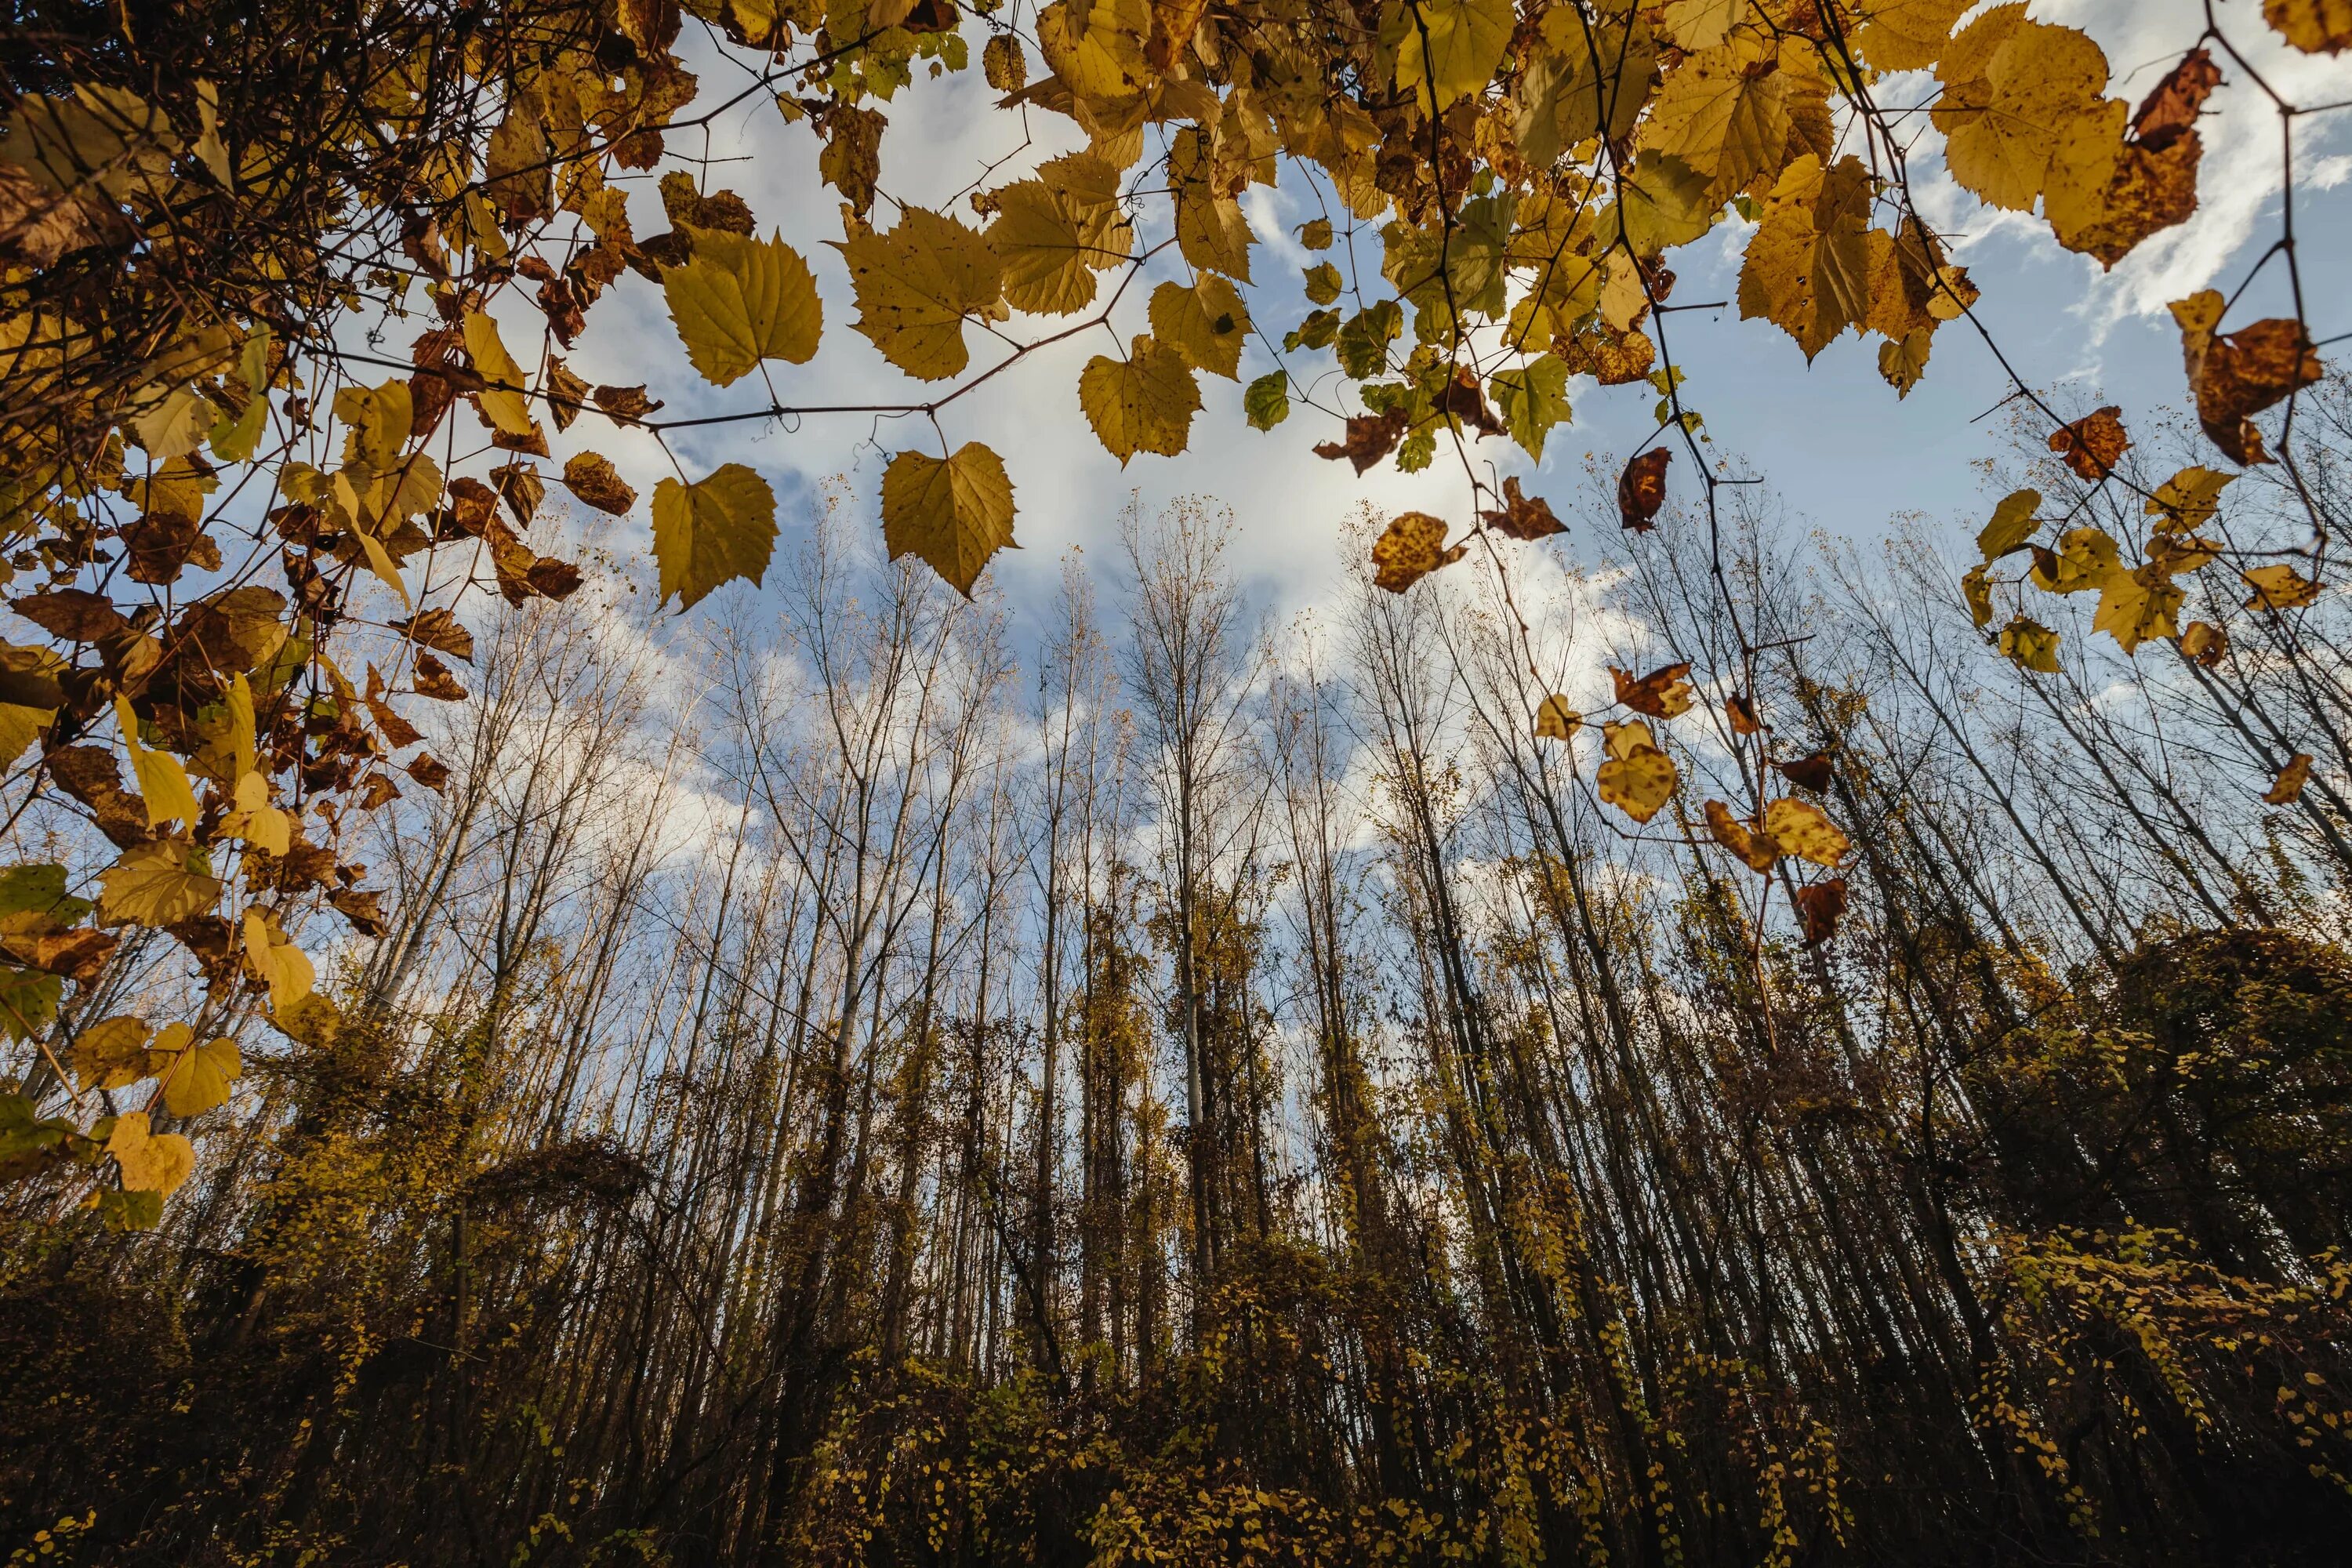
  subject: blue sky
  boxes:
[531,0,2352,641]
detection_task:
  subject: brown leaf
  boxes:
[1795,877,1849,946]
[1726,692,1762,735]
[2131,49,2222,151]
[525,557,584,600]
[445,476,497,537]
[1611,662,1694,719]
[1777,750,1835,792]
[13,590,129,643]
[545,357,590,434]
[2178,619,2228,667]
[562,452,637,514]
[2174,292,2326,464]
[122,513,224,586]
[47,746,151,848]
[1370,512,1465,593]
[1617,447,1671,532]
[1479,477,1565,541]
[492,463,545,526]
[27,927,115,985]
[1315,408,1411,474]
[356,771,402,810]
[390,608,475,662]
[329,887,388,938]
[1436,366,1506,437]
[2263,752,2312,805]
[2049,406,2129,481]
[593,384,663,424]
[406,753,452,792]
[412,652,467,702]
[363,666,425,749]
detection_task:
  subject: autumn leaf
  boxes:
[1080,336,1200,464]
[1149,276,1250,379]
[662,230,823,387]
[837,208,1004,380]
[2263,752,2314,805]
[880,443,1018,597]
[1534,695,1581,740]
[2000,615,2062,673]
[1762,797,1850,868]
[1245,373,1290,430]
[562,452,637,515]
[1314,408,1410,474]
[2264,0,2352,53]
[107,1110,193,1196]
[1849,0,1974,71]
[1370,513,1465,593]
[114,697,197,829]
[1795,877,1849,945]
[243,909,314,1014]
[651,463,779,611]
[462,310,539,439]
[991,174,1122,317]
[2049,406,2129,481]
[2146,466,2232,531]
[154,1031,241,1118]
[1612,662,1695,720]
[1479,477,1564,542]
[1596,720,1678,824]
[1704,799,1779,872]
[1618,447,1671,532]
[2179,620,2228,667]
[71,1015,151,1092]
[1933,10,2111,212]
[2241,563,2319,612]
[1978,488,2042,559]
[2171,290,2325,463]
[1386,0,1515,114]
[1726,692,1762,735]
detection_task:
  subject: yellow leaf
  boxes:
[1642,34,1789,201]
[989,179,1119,316]
[1999,615,2062,673]
[1762,797,1850,867]
[114,697,198,828]
[2045,527,2122,594]
[1534,695,1581,741]
[837,208,1004,381]
[1386,0,1515,114]
[2242,563,2320,612]
[462,310,539,437]
[243,909,314,1015]
[1962,563,1994,629]
[1704,800,1779,872]
[1078,336,1200,463]
[71,1014,152,1092]
[2264,0,2352,53]
[2092,565,2183,654]
[2146,466,2233,531]
[155,1033,241,1118]
[230,771,292,856]
[1850,0,1974,72]
[1661,0,1739,50]
[1370,512,1465,593]
[1596,728,1677,824]
[96,840,223,926]
[1977,488,2041,559]
[662,230,824,387]
[132,387,218,461]
[1149,276,1251,380]
[880,444,1018,597]
[651,463,779,611]
[1737,155,1874,360]
[1933,9,2110,212]
[107,1111,193,1196]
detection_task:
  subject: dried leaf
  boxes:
[1370,512,1465,593]
[1618,447,1671,532]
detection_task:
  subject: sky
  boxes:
[524,0,2352,645]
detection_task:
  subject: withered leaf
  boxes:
[1777,750,1835,792]
[391,608,475,662]
[1795,877,1849,946]
[2049,406,2129,481]
[412,652,467,702]
[1617,447,1671,532]
[1315,408,1411,474]
[1479,476,1565,541]
[593,384,663,424]
[1611,662,1694,719]
[2263,752,2313,805]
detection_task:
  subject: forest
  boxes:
[5,0,2352,1563]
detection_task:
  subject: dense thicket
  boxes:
[5,383,2351,1565]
